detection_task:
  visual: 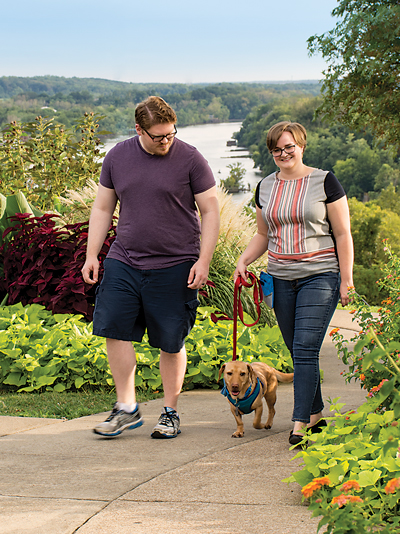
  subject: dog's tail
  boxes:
[274,370,294,383]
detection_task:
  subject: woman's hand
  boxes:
[234,257,249,282]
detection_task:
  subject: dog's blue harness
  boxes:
[221,377,263,415]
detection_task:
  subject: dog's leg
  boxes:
[230,404,244,438]
[252,405,265,430]
[264,388,277,429]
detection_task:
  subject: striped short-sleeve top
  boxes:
[255,169,346,280]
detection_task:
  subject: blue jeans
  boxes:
[273,272,340,423]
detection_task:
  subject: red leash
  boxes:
[211,271,263,360]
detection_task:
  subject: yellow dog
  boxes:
[219,361,293,438]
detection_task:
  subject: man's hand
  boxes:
[187,259,209,289]
[82,256,100,285]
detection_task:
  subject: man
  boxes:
[82,96,219,439]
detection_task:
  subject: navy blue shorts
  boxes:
[93,258,200,353]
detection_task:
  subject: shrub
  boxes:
[353,263,386,306]
[285,244,400,533]
[0,304,292,393]
[0,112,107,211]
[0,213,116,320]
[331,243,400,407]
[285,342,400,533]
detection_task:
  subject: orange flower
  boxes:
[359,374,365,381]
[367,379,388,397]
[332,494,348,507]
[332,494,363,507]
[329,328,340,337]
[348,496,363,504]
[341,480,360,493]
[301,477,331,498]
[385,478,400,494]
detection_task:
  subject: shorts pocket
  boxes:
[185,298,200,328]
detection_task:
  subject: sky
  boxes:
[1,0,340,84]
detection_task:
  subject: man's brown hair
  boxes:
[135,96,177,130]
[266,121,307,152]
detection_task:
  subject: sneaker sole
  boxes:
[93,418,143,437]
[151,429,181,439]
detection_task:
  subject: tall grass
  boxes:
[201,188,274,326]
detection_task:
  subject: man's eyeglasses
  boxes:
[142,126,177,142]
[270,144,296,157]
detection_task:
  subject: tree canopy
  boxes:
[308,0,400,148]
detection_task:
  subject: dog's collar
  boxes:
[221,377,262,415]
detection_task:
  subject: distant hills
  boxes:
[0,75,322,134]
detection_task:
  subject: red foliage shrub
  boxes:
[0,213,116,321]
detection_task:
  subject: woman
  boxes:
[235,121,354,446]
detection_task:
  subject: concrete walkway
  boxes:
[0,309,366,534]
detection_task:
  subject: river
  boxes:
[103,122,263,203]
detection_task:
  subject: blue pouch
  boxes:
[259,271,274,308]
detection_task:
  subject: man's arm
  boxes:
[187,186,220,289]
[81,184,118,285]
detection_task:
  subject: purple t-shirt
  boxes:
[100,135,215,270]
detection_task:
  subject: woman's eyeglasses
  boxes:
[270,144,296,157]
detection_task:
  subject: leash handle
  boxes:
[232,271,263,360]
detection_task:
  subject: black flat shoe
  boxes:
[289,430,306,447]
[308,419,327,434]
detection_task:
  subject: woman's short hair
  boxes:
[135,96,177,130]
[266,121,307,151]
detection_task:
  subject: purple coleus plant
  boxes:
[0,213,116,321]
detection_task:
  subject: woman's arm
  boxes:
[234,206,269,281]
[327,196,354,306]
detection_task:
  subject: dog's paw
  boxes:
[232,431,244,438]
[264,424,272,430]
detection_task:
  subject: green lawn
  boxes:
[0,388,163,420]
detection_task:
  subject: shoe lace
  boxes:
[105,406,119,422]
[159,411,178,427]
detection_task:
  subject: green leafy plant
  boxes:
[220,162,247,192]
[0,112,107,211]
[0,191,42,248]
[0,304,292,394]
[284,256,400,532]
[285,331,400,533]
[330,242,400,407]
[184,306,292,389]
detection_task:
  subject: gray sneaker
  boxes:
[151,407,181,439]
[94,404,143,437]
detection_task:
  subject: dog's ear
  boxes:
[218,363,226,381]
[247,363,256,382]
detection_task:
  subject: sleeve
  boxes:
[255,181,262,209]
[99,150,114,189]
[324,171,346,203]
[190,149,216,195]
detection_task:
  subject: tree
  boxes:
[308,1,400,148]
[220,163,246,192]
